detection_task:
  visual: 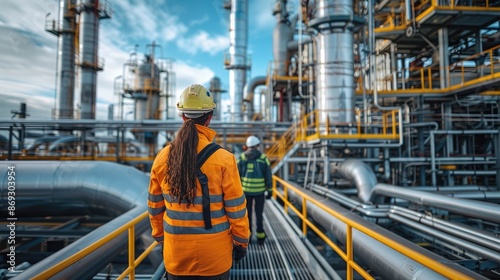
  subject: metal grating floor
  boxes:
[230,201,333,280]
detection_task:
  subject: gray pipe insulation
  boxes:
[334,159,500,223]
[332,159,379,204]
[243,76,267,120]
[310,183,500,254]
[0,161,151,279]
[282,183,486,279]
[371,183,500,224]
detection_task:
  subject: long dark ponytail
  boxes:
[166,112,212,207]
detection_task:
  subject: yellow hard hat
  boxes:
[176,84,216,118]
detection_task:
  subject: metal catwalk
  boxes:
[230,201,336,280]
[90,201,337,280]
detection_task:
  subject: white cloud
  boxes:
[190,15,209,26]
[111,0,188,42]
[177,31,229,55]
[174,60,215,92]
[250,0,276,30]
[0,1,226,121]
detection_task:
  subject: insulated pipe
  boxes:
[243,76,267,121]
[390,206,500,253]
[405,0,412,22]
[443,170,496,176]
[286,38,313,53]
[227,0,248,122]
[0,161,150,279]
[310,184,500,253]
[310,184,389,218]
[311,184,500,254]
[282,185,486,279]
[447,191,500,200]
[333,159,379,204]
[389,213,500,263]
[370,183,500,223]
[55,0,76,120]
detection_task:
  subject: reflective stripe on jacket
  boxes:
[237,150,272,196]
[148,124,249,276]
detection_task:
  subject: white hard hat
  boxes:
[246,136,260,148]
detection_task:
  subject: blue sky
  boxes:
[0,0,295,120]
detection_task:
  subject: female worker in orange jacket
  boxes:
[148,84,249,279]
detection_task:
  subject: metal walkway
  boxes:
[230,201,337,280]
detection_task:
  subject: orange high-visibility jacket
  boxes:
[148,124,249,276]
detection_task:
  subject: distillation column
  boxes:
[273,0,293,77]
[209,77,225,121]
[225,0,249,122]
[78,0,111,119]
[309,0,360,132]
[46,0,77,119]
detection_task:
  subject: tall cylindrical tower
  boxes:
[78,0,111,119]
[225,0,249,122]
[209,77,226,121]
[309,0,363,132]
[46,0,77,119]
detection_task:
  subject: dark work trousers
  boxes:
[246,193,265,234]
[166,270,230,280]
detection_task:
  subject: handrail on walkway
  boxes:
[272,175,474,280]
[33,211,157,280]
[34,175,474,280]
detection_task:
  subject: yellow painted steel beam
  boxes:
[448,72,500,92]
[304,134,400,142]
[374,25,406,34]
[355,72,500,96]
[271,75,310,82]
[434,6,500,12]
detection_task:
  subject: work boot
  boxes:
[257,232,267,245]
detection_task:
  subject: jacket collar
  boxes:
[195,124,217,142]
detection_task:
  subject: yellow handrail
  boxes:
[374,45,500,93]
[34,211,156,280]
[266,108,401,166]
[272,175,474,280]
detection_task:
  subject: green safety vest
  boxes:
[238,152,271,195]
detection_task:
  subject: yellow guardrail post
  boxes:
[128,226,135,280]
[302,197,307,237]
[490,49,494,75]
[383,112,387,136]
[117,240,158,280]
[392,110,396,137]
[427,68,432,88]
[420,68,425,89]
[346,224,353,279]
